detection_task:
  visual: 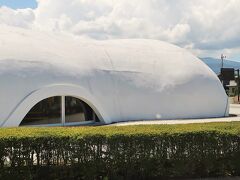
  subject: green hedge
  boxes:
[0,122,240,179]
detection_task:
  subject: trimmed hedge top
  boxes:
[1,121,240,179]
[0,121,240,139]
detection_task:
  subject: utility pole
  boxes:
[237,69,240,102]
[221,54,226,69]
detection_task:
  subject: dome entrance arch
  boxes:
[20,96,99,126]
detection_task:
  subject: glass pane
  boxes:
[65,96,93,123]
[20,96,61,126]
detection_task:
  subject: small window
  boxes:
[65,96,93,123]
[20,96,61,126]
[20,96,99,126]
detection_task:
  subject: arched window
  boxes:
[20,96,99,126]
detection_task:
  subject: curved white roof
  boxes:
[0,26,228,127]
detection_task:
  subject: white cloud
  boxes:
[0,0,240,58]
[0,6,34,28]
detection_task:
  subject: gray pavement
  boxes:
[111,104,240,126]
[229,104,240,115]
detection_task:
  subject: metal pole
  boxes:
[238,69,240,102]
[221,56,223,69]
[221,54,226,70]
[61,96,65,126]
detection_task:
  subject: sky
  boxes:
[0,0,37,9]
[0,0,240,61]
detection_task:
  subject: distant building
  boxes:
[226,80,237,97]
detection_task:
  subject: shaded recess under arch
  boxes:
[20,96,99,126]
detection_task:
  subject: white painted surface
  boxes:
[0,27,228,127]
[111,104,240,126]
[110,117,240,126]
[229,104,240,115]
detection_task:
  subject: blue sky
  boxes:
[0,0,37,9]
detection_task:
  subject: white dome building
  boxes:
[0,27,228,127]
